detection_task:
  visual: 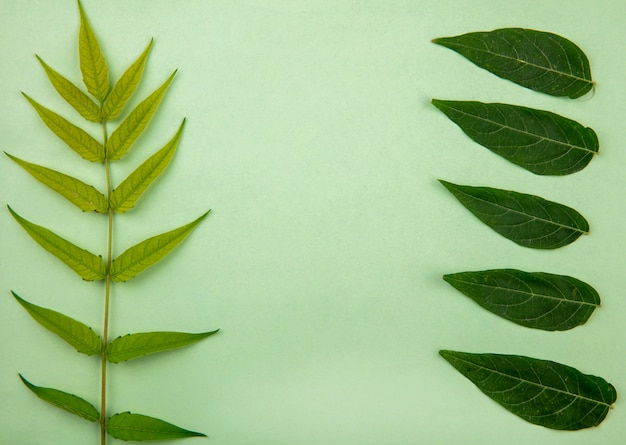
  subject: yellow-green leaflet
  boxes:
[78,0,109,102]
[110,211,209,282]
[110,119,185,213]
[102,39,153,121]
[36,55,101,122]
[13,291,102,355]
[106,412,206,441]
[8,206,106,281]
[6,152,108,213]
[22,93,104,162]
[105,71,176,160]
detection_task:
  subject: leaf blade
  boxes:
[439,180,589,249]
[106,412,206,441]
[78,0,109,101]
[431,100,599,175]
[443,269,600,331]
[440,350,616,430]
[433,28,593,98]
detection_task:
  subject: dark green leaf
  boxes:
[110,211,209,282]
[110,120,185,213]
[440,350,616,430]
[443,269,600,331]
[78,0,109,102]
[106,412,206,441]
[439,180,588,249]
[13,291,102,355]
[20,374,99,422]
[431,100,599,175]
[8,206,106,281]
[433,28,593,98]
[107,330,218,363]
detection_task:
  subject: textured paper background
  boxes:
[1,1,625,444]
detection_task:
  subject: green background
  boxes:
[1,0,625,443]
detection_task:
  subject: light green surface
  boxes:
[1,1,625,444]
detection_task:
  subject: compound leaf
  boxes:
[439,180,588,249]
[8,206,106,281]
[110,211,209,282]
[433,28,593,98]
[106,412,206,441]
[78,0,109,102]
[110,119,185,213]
[440,350,616,430]
[431,100,598,175]
[443,269,600,331]
[20,374,99,422]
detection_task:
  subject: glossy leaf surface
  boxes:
[6,152,108,213]
[20,374,99,422]
[8,206,106,281]
[78,0,109,101]
[111,120,185,213]
[439,180,588,249]
[431,100,598,175]
[13,291,102,355]
[443,269,600,331]
[433,28,593,98]
[106,412,206,441]
[107,330,218,363]
[110,211,209,282]
[440,350,616,430]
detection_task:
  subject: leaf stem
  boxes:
[101,120,112,445]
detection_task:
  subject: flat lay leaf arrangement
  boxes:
[432,28,616,429]
[7,1,215,443]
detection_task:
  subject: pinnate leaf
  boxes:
[433,28,593,98]
[106,71,176,160]
[78,0,109,101]
[20,374,99,422]
[440,350,616,430]
[13,291,102,355]
[5,152,108,213]
[439,180,589,249]
[22,93,104,162]
[443,269,600,331]
[106,412,206,441]
[111,120,185,213]
[431,100,599,175]
[110,211,209,282]
[8,206,106,281]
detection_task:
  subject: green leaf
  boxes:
[106,71,176,160]
[20,374,99,422]
[8,206,106,281]
[102,39,153,121]
[432,28,593,98]
[439,180,588,249]
[22,93,104,162]
[106,412,206,441]
[439,350,616,430]
[13,291,102,355]
[111,120,185,213]
[110,211,209,282]
[442,269,600,331]
[36,55,101,122]
[78,0,109,102]
[431,100,599,175]
[107,330,218,363]
[5,152,108,213]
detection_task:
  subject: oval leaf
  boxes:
[431,100,599,175]
[107,330,218,363]
[440,350,616,430]
[13,291,102,355]
[106,71,176,161]
[432,28,593,98]
[106,412,206,441]
[8,206,106,281]
[78,0,109,101]
[20,374,99,422]
[110,211,209,282]
[442,269,600,331]
[439,180,589,249]
[5,152,108,213]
